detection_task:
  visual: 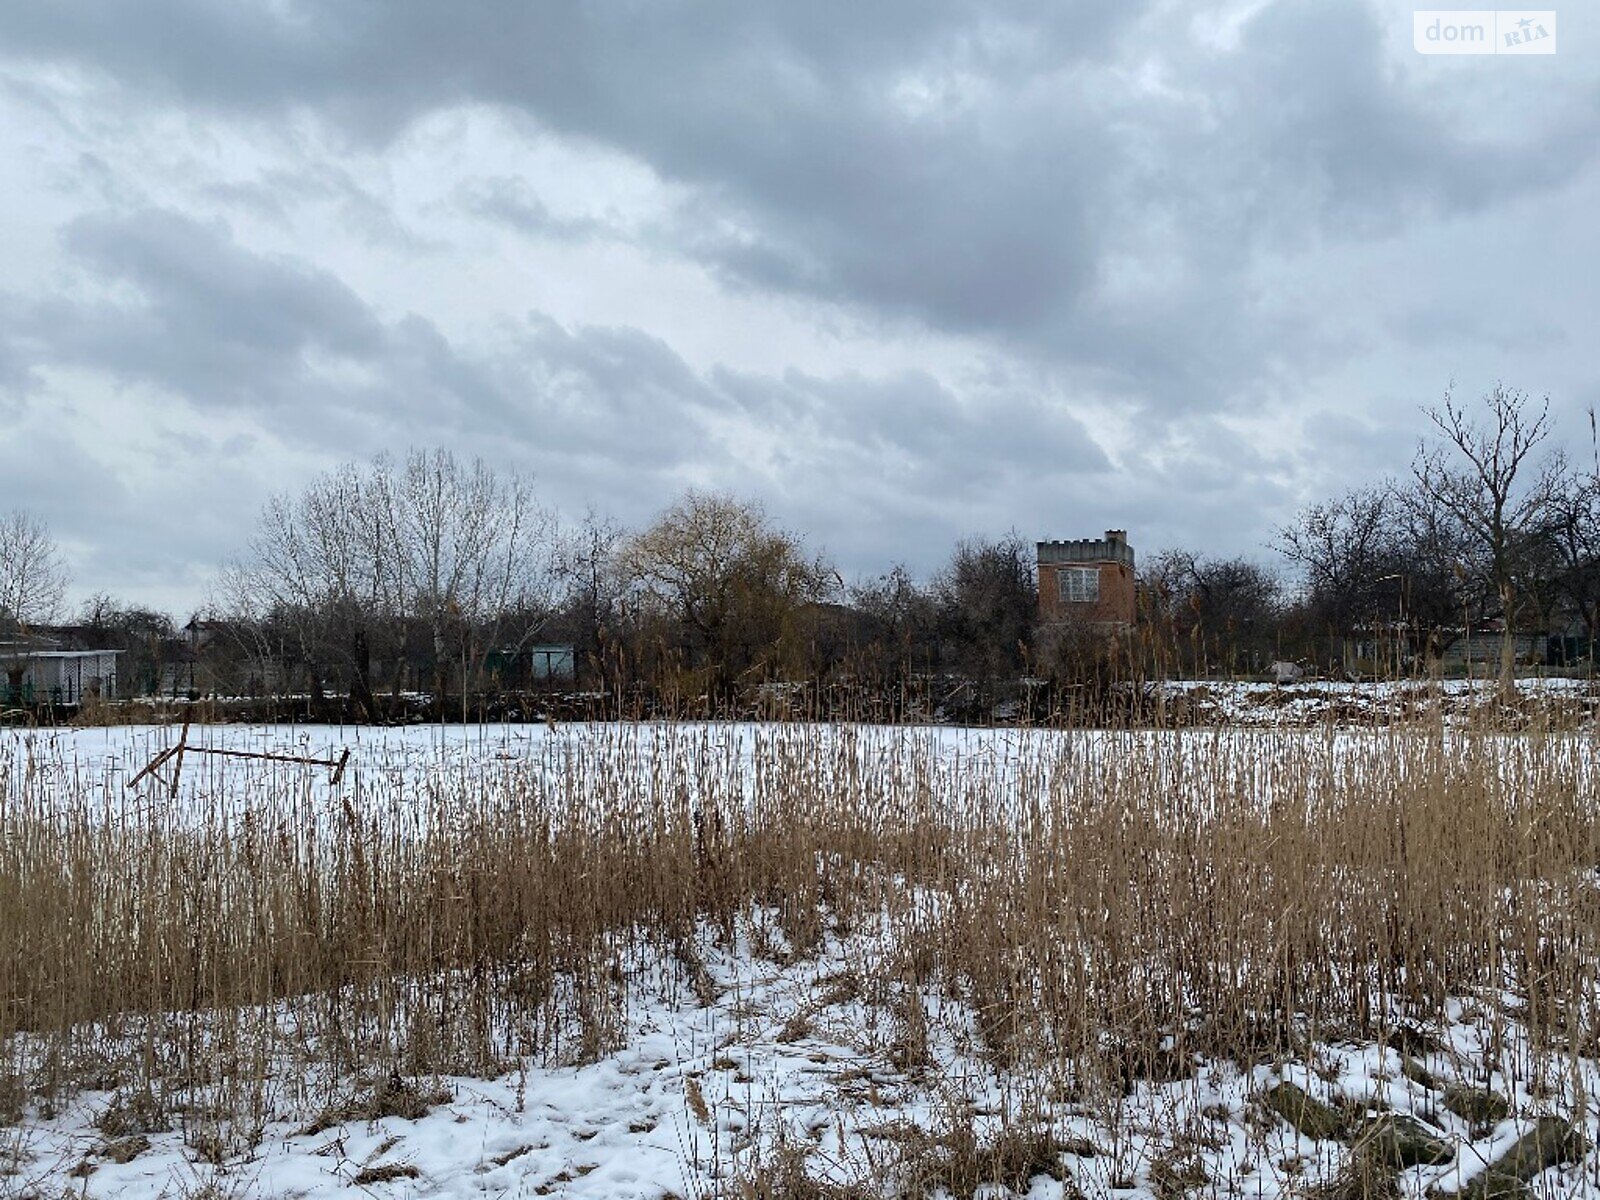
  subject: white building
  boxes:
[3,650,121,703]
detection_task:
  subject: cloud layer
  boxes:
[1,0,1597,612]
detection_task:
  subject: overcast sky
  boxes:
[1,0,1597,616]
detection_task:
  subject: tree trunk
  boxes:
[352,628,376,722]
[433,623,449,722]
[1499,581,1517,700]
[1589,604,1600,672]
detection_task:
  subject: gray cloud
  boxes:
[456,176,617,243]
[2,0,1599,610]
[0,200,1128,588]
[34,209,386,408]
[6,2,1592,364]
[3,208,711,458]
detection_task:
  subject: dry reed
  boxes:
[0,717,1597,1193]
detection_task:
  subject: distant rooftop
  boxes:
[0,648,122,659]
[1037,529,1135,569]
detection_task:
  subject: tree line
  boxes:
[3,385,1596,718]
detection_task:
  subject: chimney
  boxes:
[1106,529,1126,545]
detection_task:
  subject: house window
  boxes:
[1058,566,1100,604]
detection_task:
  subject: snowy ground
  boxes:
[1154,675,1599,726]
[6,716,1592,825]
[3,717,1599,1198]
[8,914,1600,1199]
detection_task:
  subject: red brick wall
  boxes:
[1038,561,1136,626]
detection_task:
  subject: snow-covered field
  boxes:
[7,715,1593,822]
[1155,675,1600,726]
[11,917,1600,1199]
[3,717,1599,1199]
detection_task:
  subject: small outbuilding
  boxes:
[484,644,577,687]
[1,648,121,704]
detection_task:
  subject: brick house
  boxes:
[1037,530,1136,628]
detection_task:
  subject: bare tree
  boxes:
[1142,549,1281,676]
[620,490,836,699]
[74,593,177,699]
[233,450,555,714]
[1275,485,1471,673]
[1549,407,1600,651]
[553,508,628,679]
[379,449,556,706]
[931,533,1037,683]
[1274,486,1394,653]
[1407,385,1560,694]
[229,461,396,712]
[851,564,939,674]
[1542,464,1600,649]
[0,510,69,631]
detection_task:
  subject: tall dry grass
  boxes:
[0,719,1597,1158]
